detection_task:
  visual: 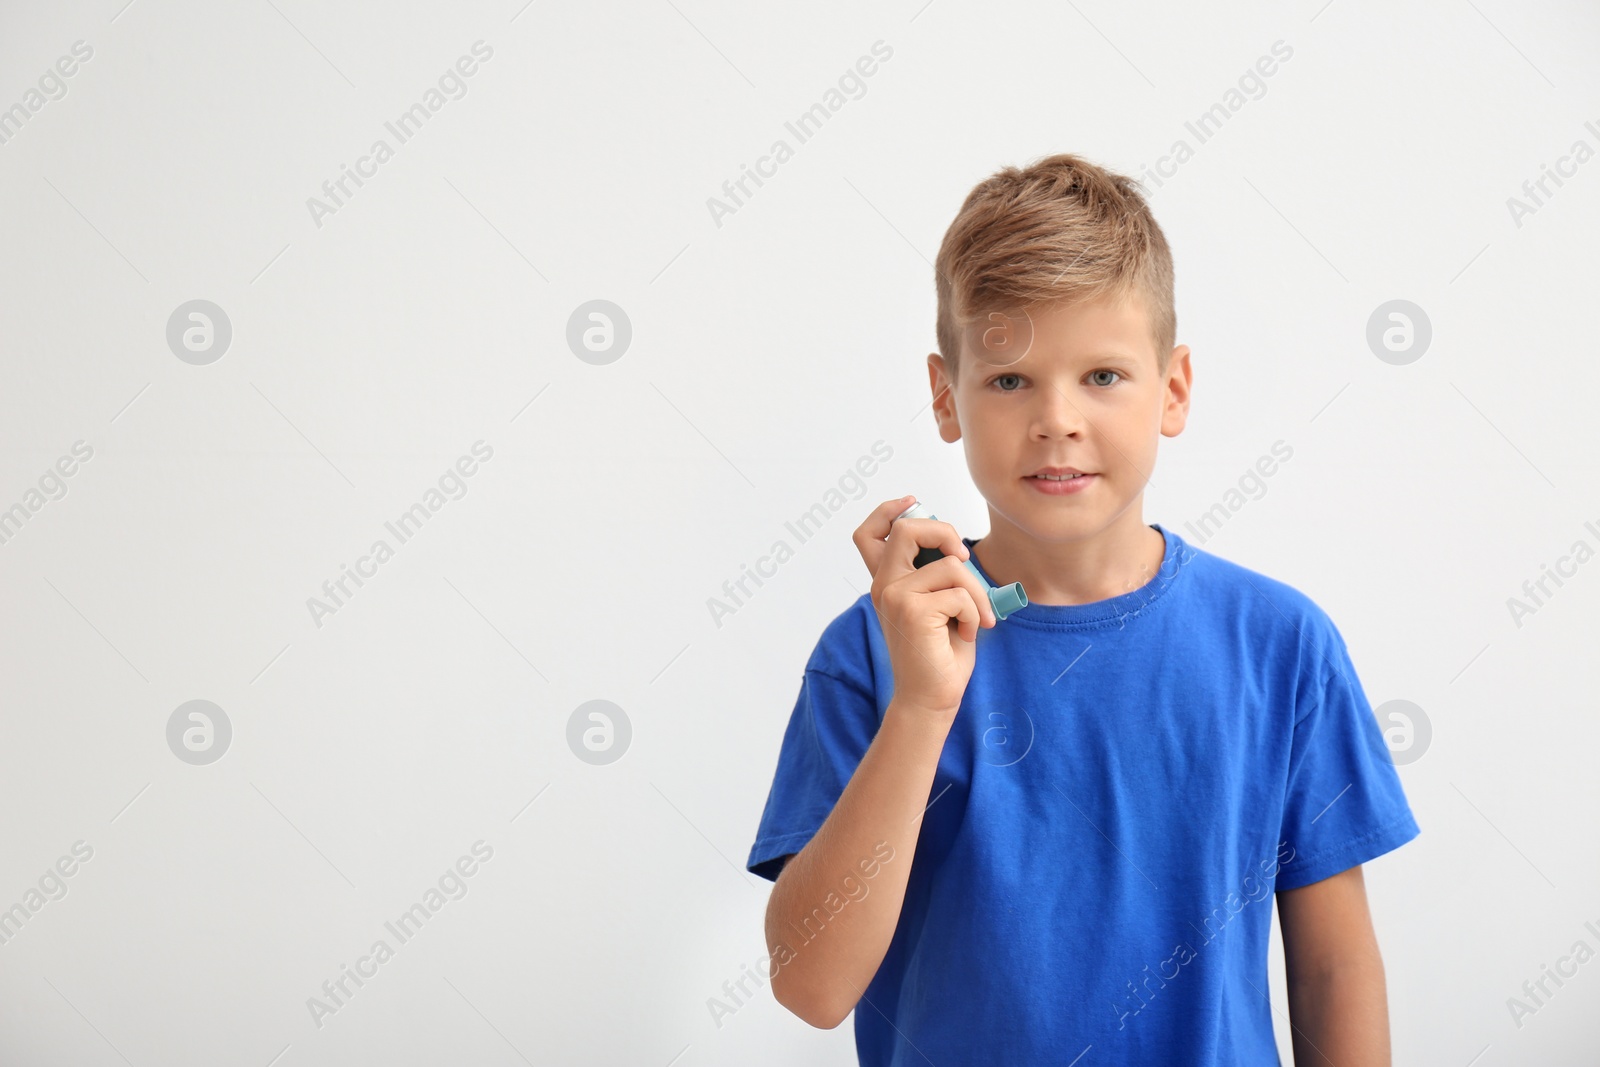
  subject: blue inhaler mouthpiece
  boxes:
[893,502,1028,621]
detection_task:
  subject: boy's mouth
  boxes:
[1025,466,1097,494]
[1026,466,1091,481]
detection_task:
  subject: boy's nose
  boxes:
[1029,387,1087,439]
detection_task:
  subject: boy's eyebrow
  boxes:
[1006,349,1145,369]
[1090,352,1144,367]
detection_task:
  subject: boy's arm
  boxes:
[763,698,952,1029]
[1277,864,1392,1067]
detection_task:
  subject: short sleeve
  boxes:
[746,603,886,882]
[1275,626,1421,891]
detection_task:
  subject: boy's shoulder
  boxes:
[1181,535,1335,628]
[800,590,887,689]
[1179,534,1356,684]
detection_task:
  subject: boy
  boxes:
[745,153,1420,1065]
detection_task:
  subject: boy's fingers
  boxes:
[955,561,998,629]
[853,496,925,578]
[876,515,967,588]
[898,555,995,630]
[856,499,990,628]
[928,586,982,643]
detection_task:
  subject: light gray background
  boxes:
[1,0,1596,1063]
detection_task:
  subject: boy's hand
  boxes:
[853,497,996,722]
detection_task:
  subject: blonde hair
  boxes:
[934,152,1176,383]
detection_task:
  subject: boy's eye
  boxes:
[989,370,1122,391]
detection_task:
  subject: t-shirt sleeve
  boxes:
[1275,620,1421,891]
[746,606,885,883]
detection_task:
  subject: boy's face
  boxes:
[927,291,1192,544]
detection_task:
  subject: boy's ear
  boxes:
[927,353,961,443]
[1160,344,1193,438]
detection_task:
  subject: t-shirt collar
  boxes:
[962,524,1192,630]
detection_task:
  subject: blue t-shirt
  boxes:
[746,523,1420,1066]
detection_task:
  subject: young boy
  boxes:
[745,153,1420,1065]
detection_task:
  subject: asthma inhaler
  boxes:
[893,502,1028,621]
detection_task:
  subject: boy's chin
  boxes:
[989,495,1107,539]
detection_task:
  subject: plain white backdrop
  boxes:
[1,0,1597,1063]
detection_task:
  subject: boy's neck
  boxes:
[972,507,1166,608]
